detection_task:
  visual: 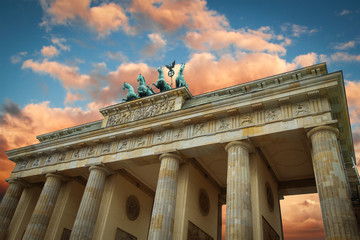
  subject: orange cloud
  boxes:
[143,33,167,56]
[41,45,59,58]
[45,0,131,36]
[293,52,318,67]
[88,3,132,36]
[184,52,296,95]
[185,29,286,54]
[130,0,228,31]
[65,91,84,104]
[0,100,101,196]
[280,194,325,239]
[21,59,92,89]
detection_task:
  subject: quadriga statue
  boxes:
[137,74,154,97]
[151,66,172,92]
[175,63,188,89]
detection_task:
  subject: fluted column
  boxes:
[225,141,252,240]
[69,165,109,240]
[0,179,26,240]
[308,126,360,240]
[148,153,181,240]
[23,173,64,240]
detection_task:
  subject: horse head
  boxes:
[179,63,185,73]
[123,82,130,90]
[136,74,142,82]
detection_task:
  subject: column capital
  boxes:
[45,173,66,182]
[89,165,111,176]
[225,141,252,152]
[159,152,182,163]
[6,178,28,188]
[307,126,339,140]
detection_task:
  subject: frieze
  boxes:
[14,99,329,172]
[107,99,176,127]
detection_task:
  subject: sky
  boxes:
[1,0,360,239]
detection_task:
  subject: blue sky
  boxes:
[1,0,360,239]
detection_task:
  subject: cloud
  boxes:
[21,59,92,89]
[106,51,128,62]
[42,0,131,37]
[183,52,297,95]
[51,37,70,51]
[280,194,324,239]
[10,51,27,64]
[88,3,132,37]
[0,100,102,196]
[143,33,167,56]
[41,45,59,57]
[282,23,317,37]
[338,9,351,16]
[345,80,360,164]
[65,91,84,104]
[293,52,318,67]
[130,0,228,32]
[329,52,360,62]
[334,41,356,50]
[185,28,286,54]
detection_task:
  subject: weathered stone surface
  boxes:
[70,166,109,240]
[148,153,181,240]
[308,126,360,240]
[0,179,25,239]
[225,141,252,240]
[23,174,64,240]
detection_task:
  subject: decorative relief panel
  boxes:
[263,217,280,240]
[240,113,255,126]
[86,145,98,157]
[19,160,29,170]
[115,228,137,240]
[44,154,55,165]
[199,189,210,216]
[173,127,185,140]
[293,102,311,116]
[194,123,207,136]
[216,118,230,131]
[107,99,176,127]
[126,195,140,221]
[58,153,67,162]
[32,158,41,167]
[118,140,129,152]
[101,142,112,154]
[187,221,213,240]
[265,108,281,122]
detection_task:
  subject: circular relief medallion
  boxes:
[266,182,274,212]
[126,195,140,221]
[199,189,210,216]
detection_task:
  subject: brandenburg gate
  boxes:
[0,63,359,239]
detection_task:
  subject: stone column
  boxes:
[148,153,181,240]
[308,126,360,240]
[225,141,252,240]
[23,173,64,240]
[69,165,109,240]
[0,179,26,239]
